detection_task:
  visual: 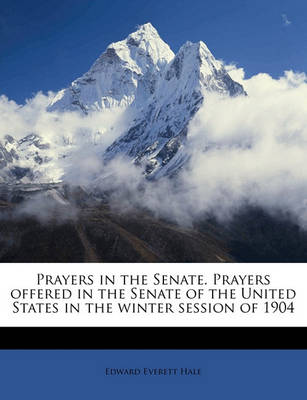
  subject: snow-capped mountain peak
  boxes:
[103,32,245,178]
[48,23,174,113]
[2,23,246,183]
[121,22,174,68]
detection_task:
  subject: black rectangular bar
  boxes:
[0,327,305,349]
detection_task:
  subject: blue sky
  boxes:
[0,350,306,399]
[1,0,306,103]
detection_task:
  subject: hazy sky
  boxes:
[1,0,305,103]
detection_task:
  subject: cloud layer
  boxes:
[93,67,307,227]
[0,91,133,183]
[1,66,307,228]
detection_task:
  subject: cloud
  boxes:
[89,67,307,229]
[0,92,133,183]
[15,189,78,224]
[2,66,307,230]
[282,13,292,27]
[177,68,307,226]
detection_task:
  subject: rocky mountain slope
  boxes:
[0,134,58,183]
[50,22,245,178]
[0,185,233,262]
[1,185,307,262]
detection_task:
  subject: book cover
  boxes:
[0,1,306,398]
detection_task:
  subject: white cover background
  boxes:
[0,263,305,327]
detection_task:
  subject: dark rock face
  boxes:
[10,166,32,180]
[0,141,16,166]
[196,207,307,262]
[18,134,49,149]
[154,127,187,167]
[220,72,246,97]
[223,208,307,262]
[159,125,175,139]
[0,133,51,183]
[165,52,184,80]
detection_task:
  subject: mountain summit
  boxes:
[49,23,245,178]
[48,23,175,113]
[1,23,245,182]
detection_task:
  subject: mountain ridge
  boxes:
[1,23,246,182]
[48,23,175,113]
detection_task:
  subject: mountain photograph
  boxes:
[1,1,307,262]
